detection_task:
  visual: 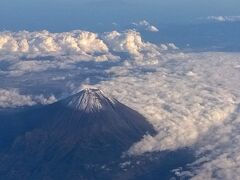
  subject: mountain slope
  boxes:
[0,88,156,180]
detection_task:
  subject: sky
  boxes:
[0,0,240,31]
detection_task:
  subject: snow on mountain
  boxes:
[62,88,117,112]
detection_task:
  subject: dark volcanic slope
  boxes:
[0,88,156,180]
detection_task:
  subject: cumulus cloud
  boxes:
[132,20,159,32]
[0,30,109,55]
[0,89,56,108]
[0,30,178,75]
[0,30,119,71]
[103,30,161,59]
[207,16,240,22]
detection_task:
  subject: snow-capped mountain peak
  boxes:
[63,88,117,112]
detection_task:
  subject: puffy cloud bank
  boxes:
[0,30,118,74]
[0,30,176,76]
[1,29,240,179]
[0,30,108,55]
[0,30,164,58]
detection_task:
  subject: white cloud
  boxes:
[0,89,57,108]
[177,104,240,179]
[0,30,177,75]
[0,30,117,61]
[207,16,240,22]
[168,43,179,50]
[34,94,57,105]
[0,89,35,108]
[103,30,161,59]
[51,76,66,81]
[89,52,240,157]
[133,20,159,32]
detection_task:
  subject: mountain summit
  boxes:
[63,88,117,112]
[0,88,156,180]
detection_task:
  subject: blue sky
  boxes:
[0,0,239,31]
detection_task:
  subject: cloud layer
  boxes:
[94,52,240,179]
[95,52,239,154]
[179,104,240,179]
[1,29,240,179]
